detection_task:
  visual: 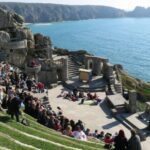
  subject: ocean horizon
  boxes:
[27,18,150,82]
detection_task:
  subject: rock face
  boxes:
[0,8,24,29]
[0,8,68,85]
[0,2,126,23]
[0,31,10,43]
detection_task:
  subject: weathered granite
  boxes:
[0,31,10,44]
[0,8,24,29]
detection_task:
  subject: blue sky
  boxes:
[1,0,150,10]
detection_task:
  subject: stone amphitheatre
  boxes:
[0,7,150,150]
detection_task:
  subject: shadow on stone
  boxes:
[102,120,120,129]
[99,100,112,118]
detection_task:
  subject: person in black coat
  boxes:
[128,129,142,150]
[9,95,21,122]
[114,129,128,150]
[26,79,33,91]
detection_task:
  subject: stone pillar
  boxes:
[50,68,58,83]
[61,58,68,81]
[84,57,89,69]
[107,64,114,77]
[92,59,101,76]
[129,90,137,113]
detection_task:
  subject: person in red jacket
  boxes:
[104,133,113,149]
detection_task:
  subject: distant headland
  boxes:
[1,2,150,23]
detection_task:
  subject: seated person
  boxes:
[87,92,93,100]
[97,131,105,140]
[93,130,99,138]
[93,93,98,99]
[71,95,77,102]
[63,125,73,137]
[85,128,92,136]
[79,91,84,98]
[73,126,87,141]
[104,133,113,149]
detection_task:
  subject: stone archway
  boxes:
[84,55,108,76]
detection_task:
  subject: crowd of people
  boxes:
[58,88,102,105]
[0,61,142,150]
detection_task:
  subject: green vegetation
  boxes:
[121,73,150,101]
[137,101,146,112]
[0,112,104,150]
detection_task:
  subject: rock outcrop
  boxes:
[0,31,10,44]
[0,8,67,85]
[0,8,23,29]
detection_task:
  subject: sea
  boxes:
[27,18,150,82]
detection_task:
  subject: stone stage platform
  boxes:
[106,94,127,107]
[64,75,107,92]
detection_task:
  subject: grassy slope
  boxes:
[0,112,104,150]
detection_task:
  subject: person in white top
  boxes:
[73,126,87,141]
[0,88,4,111]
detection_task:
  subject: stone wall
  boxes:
[5,39,27,49]
[38,69,57,85]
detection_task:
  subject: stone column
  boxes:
[93,58,101,76]
[107,64,114,77]
[84,57,89,69]
[129,90,137,113]
[61,58,68,81]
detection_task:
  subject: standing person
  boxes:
[114,129,128,150]
[9,95,21,122]
[0,88,4,111]
[26,78,33,91]
[128,129,142,150]
[5,78,10,94]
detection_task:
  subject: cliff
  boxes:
[1,3,150,23]
[0,2,125,23]
[127,6,150,17]
[0,7,52,67]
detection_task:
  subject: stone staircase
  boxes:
[67,56,83,79]
[114,82,122,93]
